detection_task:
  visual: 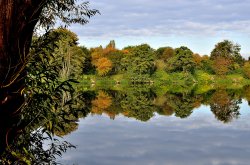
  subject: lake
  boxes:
[57,86,250,165]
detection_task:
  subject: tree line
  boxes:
[40,28,250,83]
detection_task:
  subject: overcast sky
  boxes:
[69,0,250,57]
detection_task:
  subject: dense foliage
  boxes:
[55,34,248,84]
[0,0,99,162]
[30,28,250,86]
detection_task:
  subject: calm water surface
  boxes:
[58,88,250,165]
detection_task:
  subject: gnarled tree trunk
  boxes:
[0,0,44,114]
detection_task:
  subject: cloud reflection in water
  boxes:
[59,101,250,165]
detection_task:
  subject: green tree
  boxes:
[155,47,174,71]
[120,90,155,121]
[0,0,98,118]
[166,46,195,73]
[47,28,86,79]
[211,40,243,64]
[123,44,155,75]
[164,93,201,118]
[156,47,175,62]
[200,55,214,74]
[0,30,94,163]
[210,40,244,75]
[108,50,125,74]
[0,1,98,163]
[81,46,96,74]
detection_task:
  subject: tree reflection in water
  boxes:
[89,87,243,123]
[210,89,241,123]
[243,86,250,106]
[0,90,93,164]
[0,85,247,163]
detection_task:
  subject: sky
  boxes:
[69,0,250,57]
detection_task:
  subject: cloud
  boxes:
[70,0,250,39]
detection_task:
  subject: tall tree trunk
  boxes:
[0,0,44,115]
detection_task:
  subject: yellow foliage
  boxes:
[91,47,103,65]
[121,49,129,54]
[91,42,117,75]
[91,91,112,114]
[193,53,203,65]
[102,46,116,56]
[95,57,113,76]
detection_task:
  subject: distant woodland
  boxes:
[31,28,250,87]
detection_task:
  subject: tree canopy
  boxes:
[0,0,99,114]
[210,40,244,66]
[0,1,99,163]
[166,46,195,73]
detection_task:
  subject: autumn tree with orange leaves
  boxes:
[91,41,118,76]
[210,40,244,75]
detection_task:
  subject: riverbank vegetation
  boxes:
[38,28,250,88]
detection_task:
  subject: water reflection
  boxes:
[210,89,241,123]
[61,111,250,165]
[1,85,250,164]
[88,87,245,123]
[0,90,92,164]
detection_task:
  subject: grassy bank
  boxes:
[77,71,250,93]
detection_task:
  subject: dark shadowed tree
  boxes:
[0,1,98,115]
[0,1,98,161]
[81,46,96,74]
